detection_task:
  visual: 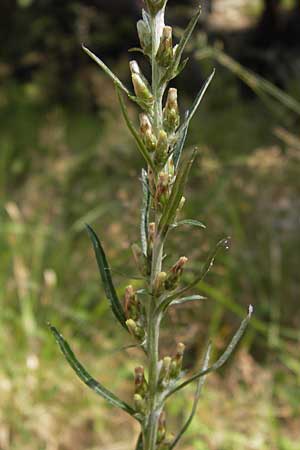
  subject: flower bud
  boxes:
[126,319,145,340]
[155,171,170,207]
[153,271,167,296]
[165,257,188,290]
[177,196,186,213]
[156,26,173,67]
[140,113,157,152]
[130,61,153,103]
[134,393,146,414]
[163,88,180,133]
[154,130,168,168]
[170,342,185,378]
[146,0,166,15]
[148,222,156,248]
[137,19,151,54]
[158,433,175,450]
[158,356,171,388]
[148,166,156,196]
[134,366,148,396]
[157,411,166,443]
[124,285,139,320]
[132,243,148,276]
[167,157,175,179]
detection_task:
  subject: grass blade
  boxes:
[49,324,138,419]
[116,87,156,172]
[166,306,253,398]
[170,343,211,449]
[158,148,198,238]
[86,224,128,330]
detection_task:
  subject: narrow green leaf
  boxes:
[86,224,128,330]
[160,4,201,86]
[172,111,188,168]
[172,71,214,167]
[135,432,144,450]
[172,219,206,230]
[174,70,215,160]
[171,237,231,303]
[49,324,138,419]
[155,238,230,313]
[173,57,189,78]
[128,47,145,54]
[179,69,215,134]
[158,148,198,237]
[170,295,206,306]
[142,8,150,26]
[155,294,205,316]
[166,306,253,398]
[170,343,211,449]
[140,169,151,256]
[116,87,156,172]
[173,5,202,71]
[82,45,133,99]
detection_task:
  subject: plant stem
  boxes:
[144,9,166,450]
[151,10,164,133]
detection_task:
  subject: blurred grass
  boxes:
[1,42,300,450]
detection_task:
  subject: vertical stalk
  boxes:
[144,8,165,450]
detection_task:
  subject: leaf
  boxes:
[128,47,145,54]
[142,8,150,27]
[155,238,230,314]
[170,343,211,449]
[166,305,253,398]
[140,169,151,256]
[172,219,206,230]
[173,57,189,78]
[86,224,128,330]
[135,433,144,450]
[173,5,202,72]
[49,324,138,419]
[177,70,215,136]
[170,295,206,306]
[160,5,201,85]
[158,148,198,238]
[170,237,231,303]
[173,70,215,166]
[172,111,189,168]
[116,87,156,173]
[82,45,134,100]
[155,294,205,316]
[172,71,214,167]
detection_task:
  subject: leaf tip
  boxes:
[248,304,254,317]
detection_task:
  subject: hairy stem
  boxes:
[144,9,166,450]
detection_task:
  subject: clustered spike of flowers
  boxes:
[50,1,253,449]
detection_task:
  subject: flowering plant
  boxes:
[49,1,252,449]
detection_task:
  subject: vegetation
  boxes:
[49,1,253,448]
[1,1,300,450]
